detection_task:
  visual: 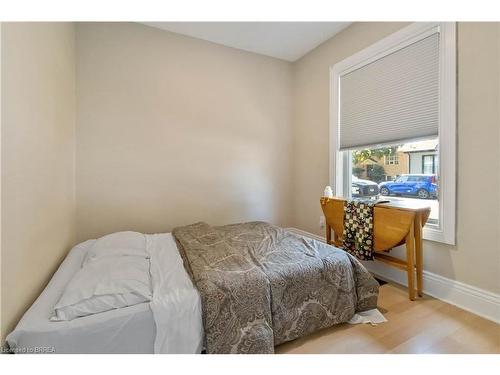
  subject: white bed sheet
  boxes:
[6,234,204,354]
[148,234,203,354]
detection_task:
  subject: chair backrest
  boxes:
[320,197,345,240]
[320,197,415,252]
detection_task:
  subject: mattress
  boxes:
[5,234,203,354]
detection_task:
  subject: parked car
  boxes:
[352,176,379,198]
[378,174,437,199]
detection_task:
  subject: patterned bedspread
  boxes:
[172,221,379,354]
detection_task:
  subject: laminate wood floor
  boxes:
[276,282,500,354]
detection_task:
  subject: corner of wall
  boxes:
[0,22,78,345]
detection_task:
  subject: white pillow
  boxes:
[51,256,152,321]
[83,231,148,266]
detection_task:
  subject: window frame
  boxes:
[329,22,456,245]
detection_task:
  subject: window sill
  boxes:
[423,225,455,245]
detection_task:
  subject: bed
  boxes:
[6,222,379,354]
[5,234,204,354]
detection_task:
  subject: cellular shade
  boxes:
[339,32,440,150]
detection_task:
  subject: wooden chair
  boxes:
[320,197,431,300]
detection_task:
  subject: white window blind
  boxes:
[339,32,440,151]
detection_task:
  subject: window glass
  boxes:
[385,154,399,165]
[423,155,436,174]
[347,137,439,226]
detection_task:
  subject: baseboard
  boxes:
[287,227,326,242]
[287,227,500,324]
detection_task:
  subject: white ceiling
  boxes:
[141,22,351,62]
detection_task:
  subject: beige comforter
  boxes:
[172,221,379,354]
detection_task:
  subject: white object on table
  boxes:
[324,186,334,198]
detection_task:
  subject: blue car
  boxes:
[378,174,438,199]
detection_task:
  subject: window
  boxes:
[330,22,456,244]
[384,154,399,165]
[422,154,437,174]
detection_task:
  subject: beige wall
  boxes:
[75,23,293,241]
[292,22,500,294]
[0,23,76,341]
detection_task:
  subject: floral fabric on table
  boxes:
[342,199,376,261]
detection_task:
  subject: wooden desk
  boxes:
[320,197,431,300]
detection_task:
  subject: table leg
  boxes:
[414,212,423,297]
[405,221,416,301]
[326,223,332,245]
